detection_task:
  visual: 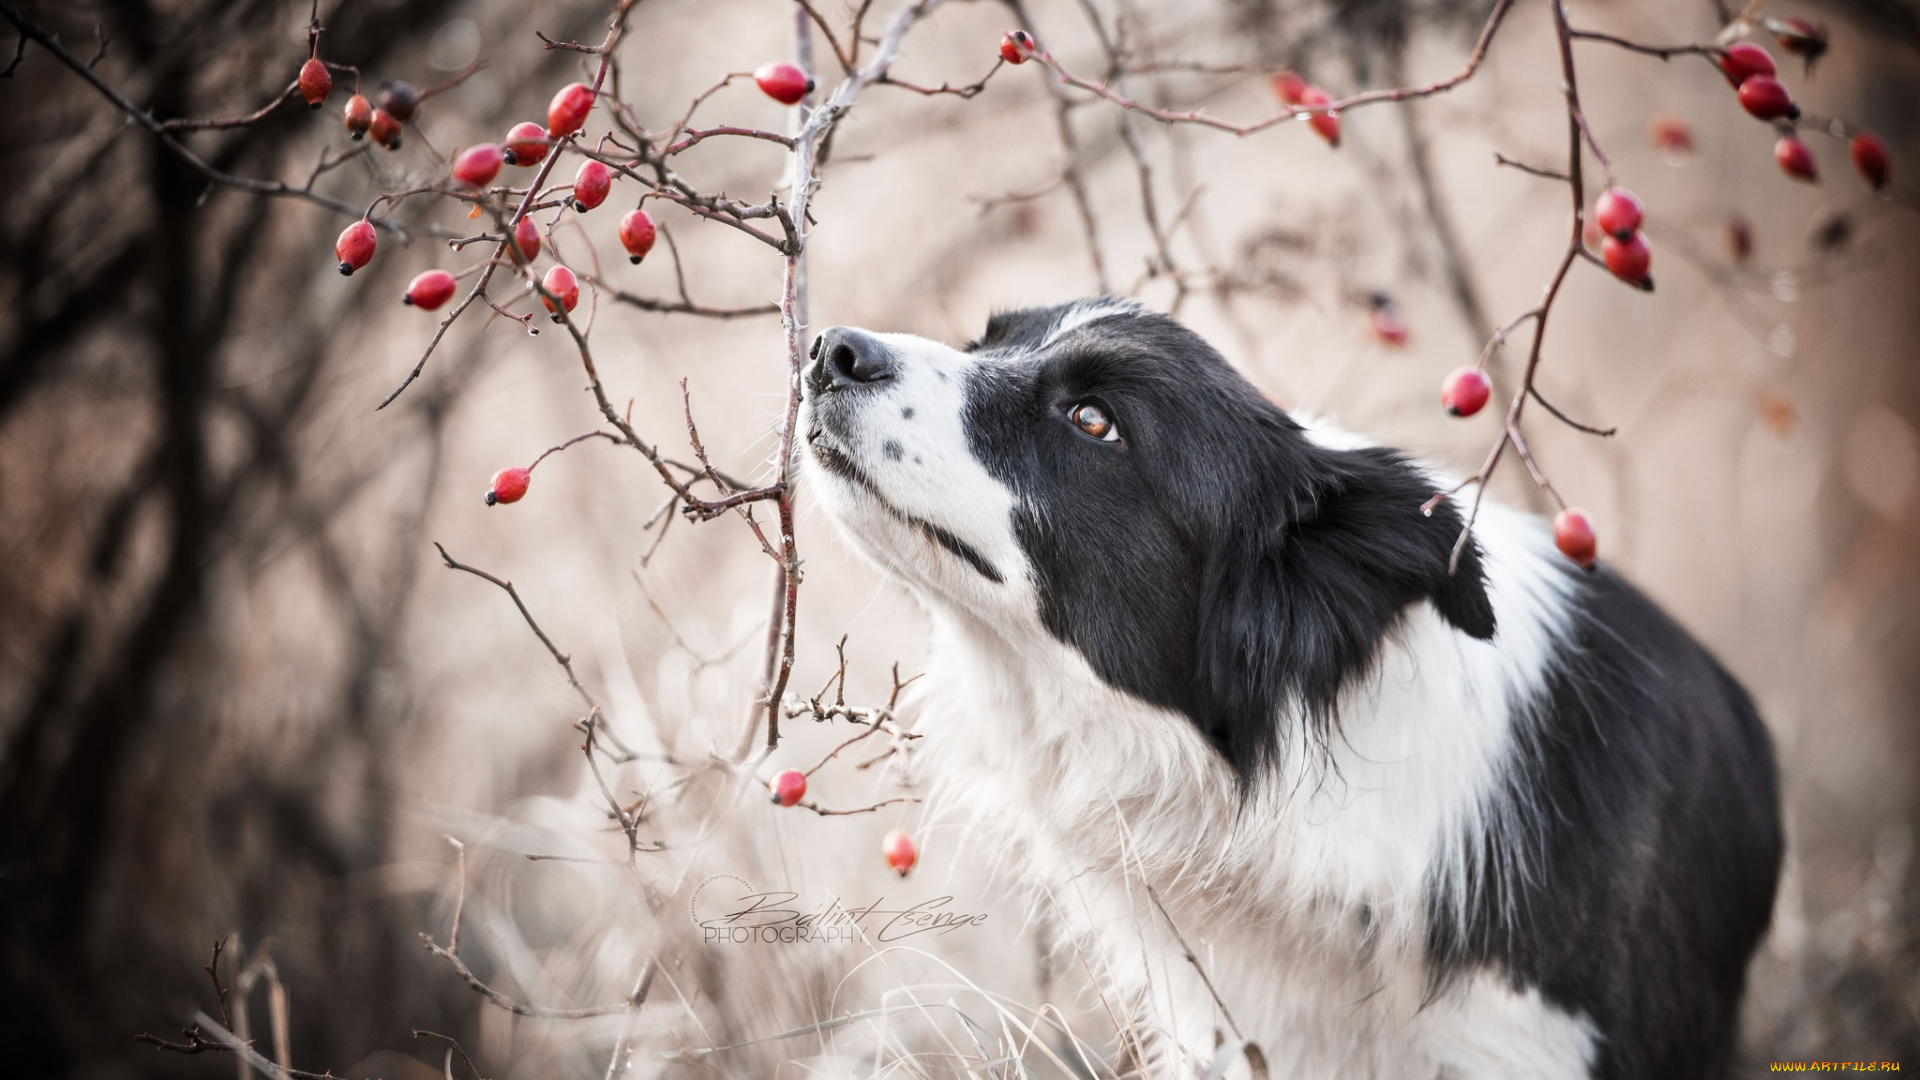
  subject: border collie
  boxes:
[798,298,1781,1079]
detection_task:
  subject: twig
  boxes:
[1494,152,1569,182]
[876,58,1003,98]
[157,82,300,131]
[434,543,596,712]
[1528,384,1616,436]
[794,795,921,816]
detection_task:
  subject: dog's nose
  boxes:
[809,327,897,393]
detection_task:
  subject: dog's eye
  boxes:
[1069,403,1119,442]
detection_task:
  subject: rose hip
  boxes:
[541,264,579,317]
[403,269,458,310]
[298,58,331,108]
[502,122,549,166]
[572,159,612,211]
[754,62,812,106]
[487,466,530,506]
[619,209,657,264]
[335,219,376,276]
[547,82,595,138]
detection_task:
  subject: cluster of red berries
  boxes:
[339,82,415,150]
[1719,40,1892,189]
[1271,71,1340,147]
[1722,43,1816,182]
[295,48,408,152]
[320,52,860,295]
[1595,186,1653,291]
[768,769,918,874]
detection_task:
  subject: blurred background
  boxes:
[2,0,1918,1075]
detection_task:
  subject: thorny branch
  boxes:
[0,0,399,232]
[1020,0,1518,138]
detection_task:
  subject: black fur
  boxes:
[1429,567,1781,1079]
[962,301,1494,780]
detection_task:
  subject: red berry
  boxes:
[379,81,418,123]
[502,122,549,167]
[1299,86,1339,147]
[769,769,807,807]
[541,264,579,317]
[1601,231,1653,290]
[510,217,541,263]
[547,82,595,139]
[1553,508,1597,569]
[368,108,402,150]
[403,269,458,310]
[1736,75,1796,121]
[1647,115,1694,155]
[487,466,530,506]
[1719,42,1776,87]
[1775,135,1817,182]
[572,159,612,211]
[452,143,503,188]
[754,62,812,106]
[882,829,917,876]
[618,208,656,264]
[1271,71,1308,105]
[1441,367,1491,418]
[999,30,1033,65]
[343,93,372,140]
[1593,187,1643,240]
[335,219,376,275]
[1851,132,1891,190]
[299,58,331,109]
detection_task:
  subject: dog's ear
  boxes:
[1188,445,1496,780]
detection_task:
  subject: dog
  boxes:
[798,298,1781,1079]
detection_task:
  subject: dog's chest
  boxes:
[908,615,1598,1079]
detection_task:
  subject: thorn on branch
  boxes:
[1493,152,1569,182]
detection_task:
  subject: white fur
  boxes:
[801,333,1599,1079]
[1043,297,1145,346]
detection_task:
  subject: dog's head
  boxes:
[801,298,1495,779]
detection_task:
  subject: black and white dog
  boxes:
[798,298,1781,1079]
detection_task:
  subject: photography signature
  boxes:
[690,874,990,944]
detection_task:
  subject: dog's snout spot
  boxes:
[901,407,915,420]
[882,439,903,461]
